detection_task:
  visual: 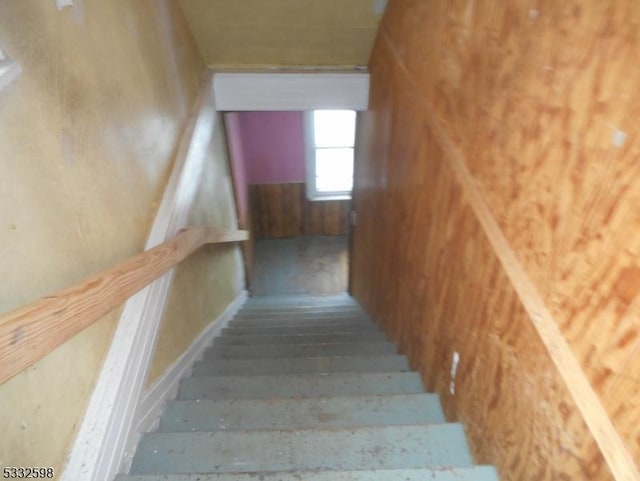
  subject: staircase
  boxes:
[117,295,499,481]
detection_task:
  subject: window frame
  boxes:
[304,110,355,201]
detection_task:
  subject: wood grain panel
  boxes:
[249,182,349,239]
[352,4,640,478]
[383,1,640,431]
[382,0,640,475]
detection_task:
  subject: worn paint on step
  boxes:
[204,341,397,359]
[117,466,499,481]
[159,393,446,431]
[191,355,411,376]
[222,324,381,336]
[214,332,387,346]
[178,372,425,399]
[129,424,473,474]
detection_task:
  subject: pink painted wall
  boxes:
[224,112,250,227]
[239,111,306,184]
[224,111,306,227]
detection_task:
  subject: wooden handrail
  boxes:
[0,226,248,385]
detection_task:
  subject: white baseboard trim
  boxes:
[120,290,247,472]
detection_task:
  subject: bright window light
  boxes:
[313,110,356,147]
[315,148,354,192]
[306,110,356,200]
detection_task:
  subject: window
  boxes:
[0,49,21,93]
[305,110,356,200]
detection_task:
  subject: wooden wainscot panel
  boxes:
[249,182,349,239]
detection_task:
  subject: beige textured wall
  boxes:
[0,0,203,472]
[147,116,245,387]
[179,0,383,67]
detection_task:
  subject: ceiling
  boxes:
[178,0,384,68]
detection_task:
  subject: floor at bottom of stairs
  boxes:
[250,236,348,296]
[117,295,498,481]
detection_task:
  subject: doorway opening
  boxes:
[224,110,353,296]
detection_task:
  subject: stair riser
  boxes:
[243,295,355,307]
[239,305,362,313]
[230,319,374,329]
[232,315,371,324]
[178,372,424,400]
[204,342,396,359]
[237,311,364,318]
[233,312,372,322]
[239,308,361,315]
[159,394,445,432]
[191,355,410,376]
[214,332,387,346]
[130,425,472,474]
[222,325,381,336]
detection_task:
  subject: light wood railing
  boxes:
[0,226,248,385]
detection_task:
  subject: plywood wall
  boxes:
[250,183,349,239]
[352,1,640,479]
[0,0,204,472]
